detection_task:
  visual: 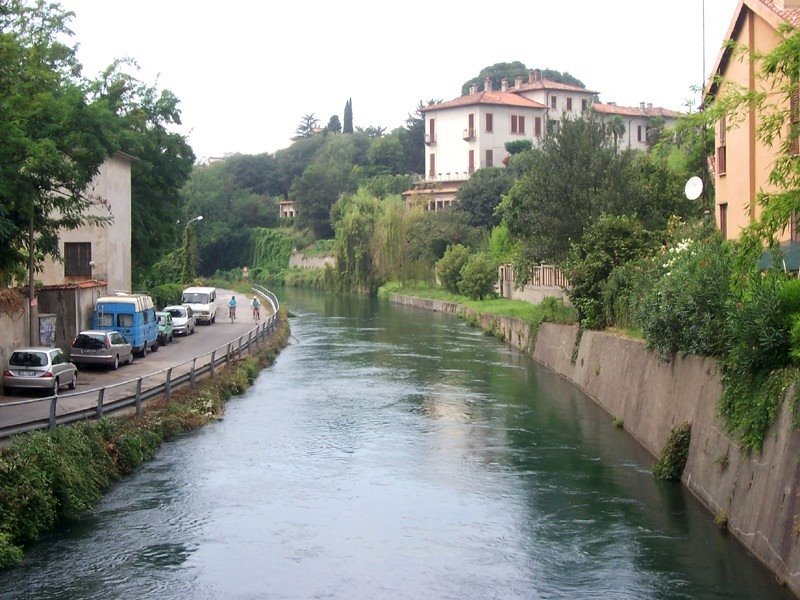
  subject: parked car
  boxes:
[156,311,174,345]
[69,330,134,371]
[3,347,78,396]
[163,305,196,336]
[93,293,159,357]
[181,286,218,325]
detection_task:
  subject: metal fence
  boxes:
[530,264,568,288]
[0,287,281,441]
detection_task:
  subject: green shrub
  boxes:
[149,283,184,309]
[284,267,327,290]
[653,422,692,480]
[436,244,471,294]
[640,234,733,358]
[602,256,659,330]
[457,253,498,300]
[564,215,656,330]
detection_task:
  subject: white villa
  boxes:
[405,69,679,209]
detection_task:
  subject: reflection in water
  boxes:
[0,288,791,599]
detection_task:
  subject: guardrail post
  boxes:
[226,344,231,368]
[238,337,243,360]
[210,350,216,379]
[135,378,143,415]
[49,396,58,430]
[165,367,173,402]
[247,331,252,354]
[96,388,105,418]
[191,358,197,386]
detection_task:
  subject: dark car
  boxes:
[69,330,134,370]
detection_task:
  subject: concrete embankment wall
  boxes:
[391,293,800,595]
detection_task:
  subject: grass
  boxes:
[379,281,576,326]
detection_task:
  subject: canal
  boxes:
[0,289,791,599]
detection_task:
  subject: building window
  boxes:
[64,242,92,277]
[485,149,493,168]
[511,115,525,134]
[534,117,542,137]
[429,154,435,178]
[717,115,727,175]
[719,203,728,240]
[581,99,588,112]
[550,96,557,110]
[566,97,573,111]
[468,150,475,174]
[637,125,643,143]
[425,118,436,145]
[486,113,493,132]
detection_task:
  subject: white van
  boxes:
[181,286,218,325]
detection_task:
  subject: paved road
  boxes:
[0,288,273,434]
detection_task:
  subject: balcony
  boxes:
[424,133,436,146]
[463,128,475,141]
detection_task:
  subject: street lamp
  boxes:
[187,215,203,225]
[181,215,203,282]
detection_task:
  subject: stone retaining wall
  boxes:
[391,293,800,596]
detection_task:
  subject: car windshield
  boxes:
[168,308,185,318]
[182,293,208,304]
[157,315,167,324]
[73,334,106,349]
[9,351,47,367]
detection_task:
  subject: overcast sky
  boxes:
[58,0,740,161]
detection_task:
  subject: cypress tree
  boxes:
[343,98,353,133]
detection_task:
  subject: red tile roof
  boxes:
[593,102,681,118]
[512,78,598,95]
[421,90,546,112]
[757,0,800,27]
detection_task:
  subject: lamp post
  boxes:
[181,215,203,283]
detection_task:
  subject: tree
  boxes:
[226,152,283,197]
[499,116,628,263]
[294,113,319,139]
[607,115,626,151]
[291,161,353,238]
[0,1,119,325]
[90,59,195,283]
[331,189,383,293]
[458,253,498,300]
[461,62,586,95]
[356,125,386,139]
[326,114,341,133]
[396,100,433,175]
[367,134,404,174]
[505,139,533,155]
[436,244,471,293]
[343,98,353,133]
[455,167,513,229]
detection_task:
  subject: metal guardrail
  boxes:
[0,287,281,440]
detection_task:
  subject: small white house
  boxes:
[593,102,681,151]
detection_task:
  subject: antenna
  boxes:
[685,176,704,200]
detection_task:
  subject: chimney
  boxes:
[640,101,646,110]
[514,75,523,90]
[469,84,477,95]
[500,78,508,92]
[528,68,542,83]
[775,0,800,8]
[484,76,493,92]
[610,101,616,106]
[647,102,653,109]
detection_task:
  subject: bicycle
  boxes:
[228,306,236,323]
[252,307,261,322]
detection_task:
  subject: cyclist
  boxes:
[251,295,261,321]
[228,296,237,321]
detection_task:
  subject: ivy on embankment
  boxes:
[0,312,290,569]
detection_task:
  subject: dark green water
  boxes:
[0,289,792,599]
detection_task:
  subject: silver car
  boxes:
[70,330,134,370]
[3,347,78,396]
[163,305,196,336]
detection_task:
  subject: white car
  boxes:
[163,305,196,336]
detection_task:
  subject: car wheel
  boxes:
[169,333,174,343]
[211,315,216,324]
[142,344,148,357]
[151,341,158,353]
[127,352,134,366]
[112,355,119,370]
[3,386,12,397]
[68,372,77,390]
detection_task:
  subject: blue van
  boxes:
[92,294,159,357]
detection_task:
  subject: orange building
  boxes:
[707,0,800,241]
